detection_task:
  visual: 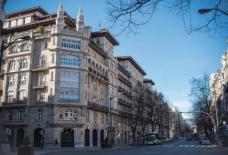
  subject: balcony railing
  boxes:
[118,86,131,98]
[32,64,49,71]
[118,111,132,118]
[118,74,132,87]
[33,81,47,89]
[2,99,27,106]
[87,102,109,113]
[1,118,29,125]
[88,67,109,82]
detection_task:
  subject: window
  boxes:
[18,90,25,100]
[24,16,31,24]
[19,58,28,69]
[40,55,46,67]
[59,109,78,120]
[50,71,54,81]
[20,43,30,51]
[61,39,80,51]
[37,91,45,102]
[3,21,9,28]
[8,75,15,87]
[10,45,17,53]
[17,111,24,120]
[42,42,48,50]
[59,89,80,101]
[101,113,104,124]
[11,20,17,27]
[36,109,43,121]
[51,53,55,63]
[94,112,97,122]
[60,55,80,67]
[86,111,89,122]
[7,91,14,102]
[6,112,12,120]
[8,60,16,71]
[17,18,24,25]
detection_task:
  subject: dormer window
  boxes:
[20,43,30,51]
[10,45,17,53]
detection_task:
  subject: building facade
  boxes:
[210,49,228,145]
[0,3,155,148]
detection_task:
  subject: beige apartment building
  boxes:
[0,3,154,148]
[210,50,228,126]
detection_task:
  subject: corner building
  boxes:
[0,3,151,148]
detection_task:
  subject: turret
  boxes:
[55,1,65,33]
[76,6,84,31]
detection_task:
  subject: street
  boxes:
[45,140,228,155]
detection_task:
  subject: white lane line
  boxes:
[190,145,194,147]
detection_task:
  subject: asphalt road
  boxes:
[45,140,228,155]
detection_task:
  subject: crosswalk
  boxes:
[161,144,217,148]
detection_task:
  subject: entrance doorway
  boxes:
[61,128,74,147]
[92,129,98,146]
[34,128,44,147]
[85,129,90,146]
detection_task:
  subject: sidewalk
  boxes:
[0,144,138,155]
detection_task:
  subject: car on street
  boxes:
[144,132,163,145]
[199,137,210,145]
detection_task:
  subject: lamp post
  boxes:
[198,8,228,16]
[108,93,122,145]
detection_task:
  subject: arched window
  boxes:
[19,58,28,69]
[8,60,16,71]
[20,43,30,51]
[10,45,17,53]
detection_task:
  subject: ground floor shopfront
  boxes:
[0,124,132,148]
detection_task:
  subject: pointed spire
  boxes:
[57,0,64,15]
[76,6,84,31]
[56,0,65,33]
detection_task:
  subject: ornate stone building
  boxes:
[0,3,154,148]
[210,49,228,128]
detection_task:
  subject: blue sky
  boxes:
[5,0,227,118]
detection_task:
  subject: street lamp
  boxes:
[108,92,122,145]
[198,8,228,16]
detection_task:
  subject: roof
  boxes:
[6,6,49,18]
[143,79,155,85]
[116,56,146,76]
[91,29,119,46]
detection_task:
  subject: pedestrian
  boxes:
[54,139,59,148]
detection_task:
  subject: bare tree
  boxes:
[106,0,228,36]
[129,81,147,144]
[190,75,214,136]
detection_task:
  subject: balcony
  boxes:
[1,118,29,126]
[118,86,131,98]
[88,67,109,82]
[33,81,47,89]
[118,74,132,87]
[87,102,109,113]
[2,99,27,107]
[118,111,131,118]
[32,64,49,72]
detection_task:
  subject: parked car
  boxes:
[199,137,210,145]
